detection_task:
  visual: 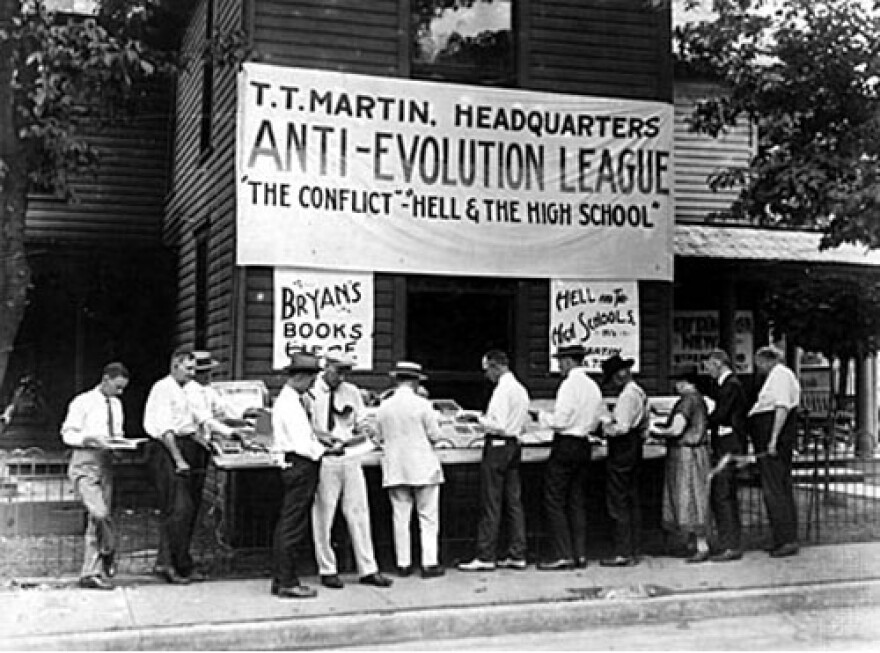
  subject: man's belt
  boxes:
[486,433,519,441]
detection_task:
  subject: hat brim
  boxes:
[602,358,635,382]
[389,371,427,381]
[283,366,320,375]
[194,362,219,372]
[552,350,587,359]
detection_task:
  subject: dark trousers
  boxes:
[542,435,591,561]
[475,439,527,561]
[147,438,209,577]
[606,430,643,558]
[749,411,798,548]
[710,435,744,551]
[273,454,321,588]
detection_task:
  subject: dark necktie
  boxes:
[106,397,114,438]
[327,387,336,431]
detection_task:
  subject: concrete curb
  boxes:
[5,578,880,651]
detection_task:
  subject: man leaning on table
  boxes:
[458,349,531,572]
[61,362,130,590]
[535,344,607,571]
[599,353,650,567]
[309,352,392,590]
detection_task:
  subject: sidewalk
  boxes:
[2,542,880,651]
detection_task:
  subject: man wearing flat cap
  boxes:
[270,351,343,599]
[599,353,649,567]
[535,344,608,570]
[309,352,392,590]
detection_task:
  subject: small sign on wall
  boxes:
[549,280,640,373]
[273,269,374,369]
[672,310,754,374]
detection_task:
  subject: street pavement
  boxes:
[1,541,880,651]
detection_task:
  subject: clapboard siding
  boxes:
[24,99,170,246]
[163,0,673,394]
[165,0,242,371]
[526,0,671,101]
[674,81,754,223]
[252,0,400,73]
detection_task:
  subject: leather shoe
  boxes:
[101,552,117,578]
[686,550,711,564]
[321,574,344,589]
[161,568,191,585]
[770,542,799,558]
[79,575,114,590]
[710,549,743,563]
[599,556,638,567]
[575,557,588,569]
[496,557,528,570]
[396,565,413,578]
[421,565,445,578]
[277,584,317,599]
[359,572,393,588]
[537,559,574,571]
[457,558,496,572]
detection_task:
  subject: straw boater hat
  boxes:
[282,351,321,375]
[324,352,356,370]
[601,353,635,384]
[193,350,219,372]
[552,344,587,360]
[388,361,428,381]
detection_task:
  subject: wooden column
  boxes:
[856,352,877,458]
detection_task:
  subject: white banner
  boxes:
[273,269,374,369]
[549,280,640,373]
[237,63,674,280]
[672,310,754,374]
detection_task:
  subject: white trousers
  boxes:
[311,460,378,577]
[388,484,440,568]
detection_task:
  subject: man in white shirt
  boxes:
[599,354,650,567]
[458,350,530,572]
[749,346,801,558]
[185,350,244,449]
[61,362,130,590]
[143,347,207,585]
[271,351,342,599]
[536,344,607,571]
[310,353,392,590]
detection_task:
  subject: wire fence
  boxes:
[2,430,879,580]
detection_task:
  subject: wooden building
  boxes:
[165,0,676,405]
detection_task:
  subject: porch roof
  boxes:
[675,224,880,268]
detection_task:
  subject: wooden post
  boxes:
[856,352,877,458]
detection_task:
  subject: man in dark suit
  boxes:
[704,349,748,562]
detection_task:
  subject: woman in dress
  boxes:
[652,365,713,563]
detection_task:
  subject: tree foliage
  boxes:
[675,0,880,249]
[763,268,880,359]
[0,0,179,430]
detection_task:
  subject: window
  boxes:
[194,225,209,349]
[411,0,515,87]
[199,0,215,156]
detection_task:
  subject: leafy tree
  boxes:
[675,0,880,248]
[0,0,180,432]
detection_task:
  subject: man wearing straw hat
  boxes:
[599,353,650,567]
[535,344,607,571]
[374,361,446,579]
[309,352,392,590]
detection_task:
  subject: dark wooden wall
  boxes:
[165,0,674,399]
